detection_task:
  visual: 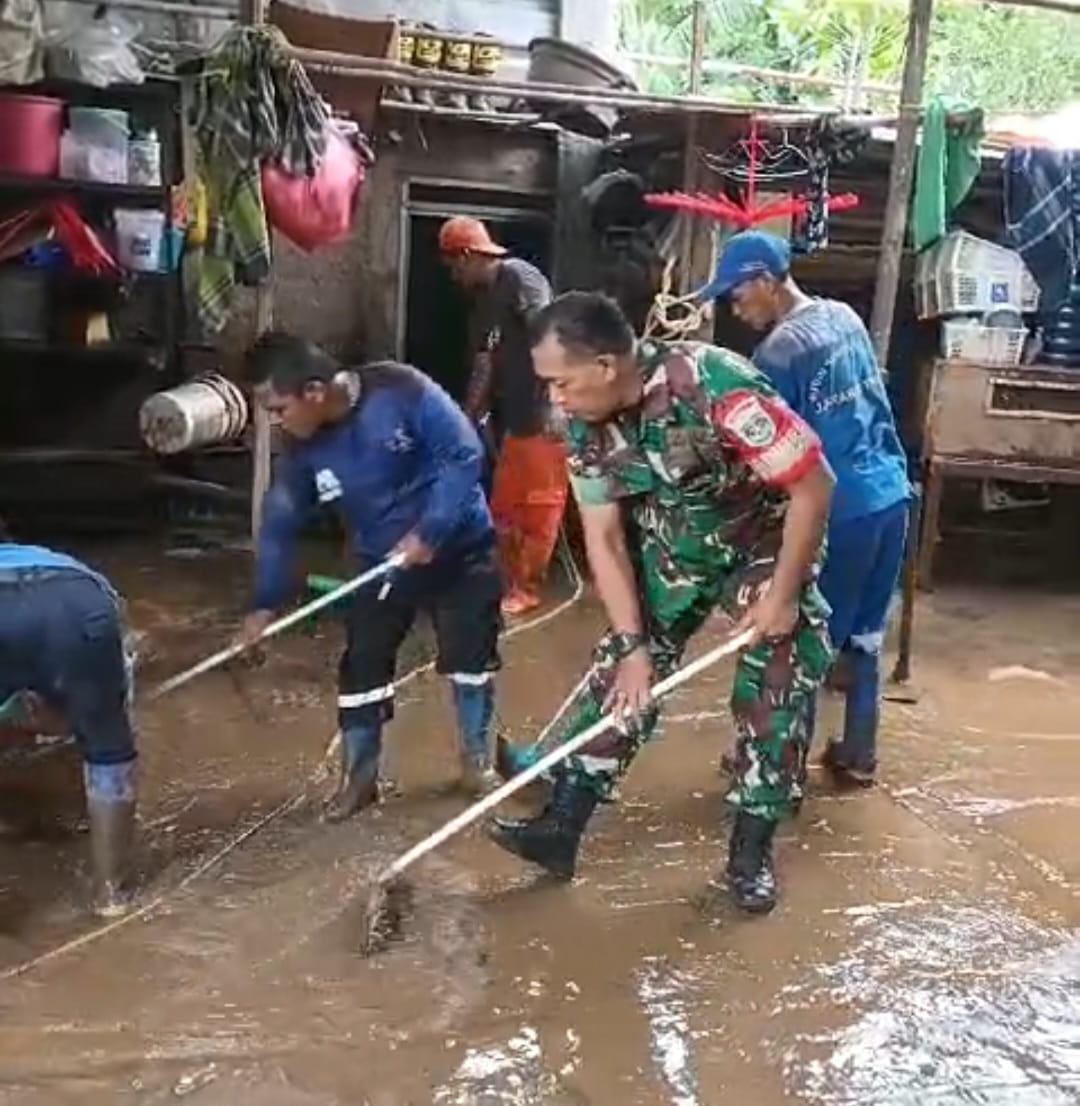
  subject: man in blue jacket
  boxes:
[0,519,138,915]
[239,333,503,820]
[702,231,911,786]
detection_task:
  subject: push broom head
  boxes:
[358,874,414,956]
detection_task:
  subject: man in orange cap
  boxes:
[439,216,567,617]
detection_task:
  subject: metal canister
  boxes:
[397,25,415,64]
[413,27,444,69]
[469,34,502,112]
[440,35,472,109]
[442,37,472,74]
[388,24,416,102]
[470,35,501,79]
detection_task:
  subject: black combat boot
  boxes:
[487,772,598,880]
[726,811,778,914]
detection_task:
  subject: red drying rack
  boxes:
[644,118,860,229]
[645,188,860,227]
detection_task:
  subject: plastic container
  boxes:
[915,231,1040,319]
[941,317,1026,366]
[527,38,635,135]
[63,106,129,184]
[69,106,129,143]
[0,93,63,177]
[139,374,249,455]
[114,208,166,272]
[128,129,161,186]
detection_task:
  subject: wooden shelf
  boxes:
[0,77,178,108]
[0,172,167,206]
[0,338,167,364]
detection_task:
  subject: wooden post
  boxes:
[867,0,934,686]
[243,0,273,546]
[869,0,933,367]
[250,287,274,542]
[678,0,707,294]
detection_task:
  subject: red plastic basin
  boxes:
[0,93,63,178]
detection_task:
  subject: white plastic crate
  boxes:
[940,318,1026,366]
[915,231,1040,319]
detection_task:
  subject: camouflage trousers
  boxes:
[534,555,833,822]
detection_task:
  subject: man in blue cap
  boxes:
[701,230,911,786]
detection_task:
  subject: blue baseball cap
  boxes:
[698,230,791,300]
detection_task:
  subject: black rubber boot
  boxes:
[487,772,598,880]
[726,812,778,915]
[324,759,379,824]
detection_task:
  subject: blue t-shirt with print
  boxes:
[752,299,910,524]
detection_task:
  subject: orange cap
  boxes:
[438,216,507,257]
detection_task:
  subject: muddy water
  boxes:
[1,543,1078,1104]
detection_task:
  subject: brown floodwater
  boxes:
[0,539,1077,1105]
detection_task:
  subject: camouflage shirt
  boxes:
[565,340,824,624]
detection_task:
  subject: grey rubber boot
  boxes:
[324,723,381,823]
[84,761,138,917]
[451,680,500,797]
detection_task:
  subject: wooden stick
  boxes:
[870,0,935,684]
[678,0,708,295]
[250,289,273,544]
[624,51,900,95]
[868,0,935,369]
[149,556,404,700]
[373,630,755,889]
[242,0,273,548]
[292,48,836,119]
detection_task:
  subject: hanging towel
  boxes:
[911,97,984,252]
[1003,146,1078,313]
[192,25,329,333]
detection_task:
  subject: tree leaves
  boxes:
[619,0,1080,112]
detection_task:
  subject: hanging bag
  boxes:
[261,126,366,253]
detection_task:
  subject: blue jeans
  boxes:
[0,569,135,766]
[817,500,909,772]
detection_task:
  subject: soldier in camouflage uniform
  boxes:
[489,292,834,914]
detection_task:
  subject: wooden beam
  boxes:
[979,0,1079,13]
[870,0,934,684]
[624,51,900,95]
[242,0,273,549]
[870,0,934,367]
[677,0,708,295]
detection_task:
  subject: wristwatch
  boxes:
[610,631,647,660]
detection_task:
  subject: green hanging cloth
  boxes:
[911,96,985,252]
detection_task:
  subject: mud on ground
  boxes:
[0,539,1077,1105]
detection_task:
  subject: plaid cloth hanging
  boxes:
[192,24,330,333]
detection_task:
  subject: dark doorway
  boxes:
[403,210,552,404]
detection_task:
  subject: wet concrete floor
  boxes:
[0,540,1078,1105]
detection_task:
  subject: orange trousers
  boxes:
[490,433,568,607]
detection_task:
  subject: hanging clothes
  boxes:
[910,97,985,252]
[791,118,868,255]
[193,25,329,333]
[1003,146,1079,313]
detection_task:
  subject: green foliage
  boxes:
[929,2,1080,113]
[618,0,1080,113]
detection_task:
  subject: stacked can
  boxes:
[388,25,416,103]
[440,36,472,111]
[469,34,501,113]
[411,25,443,107]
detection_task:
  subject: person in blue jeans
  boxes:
[701,231,911,785]
[0,520,138,914]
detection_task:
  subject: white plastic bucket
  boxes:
[114,208,165,272]
[139,374,249,455]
